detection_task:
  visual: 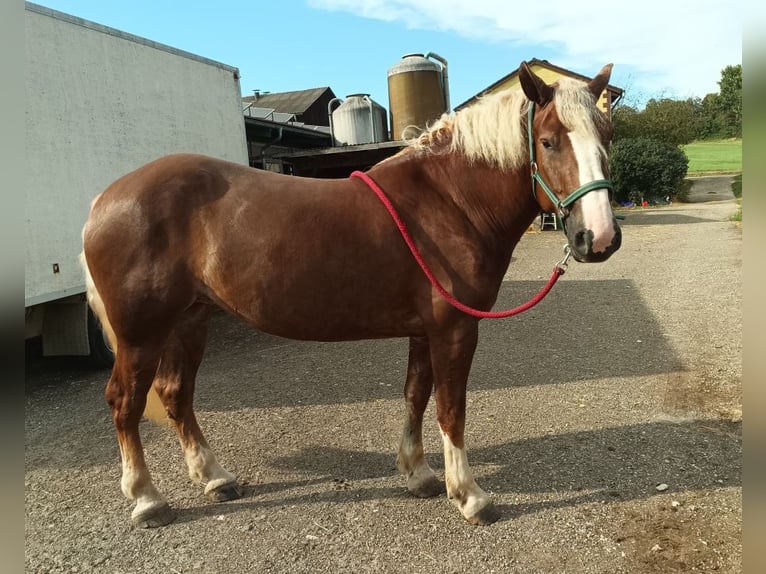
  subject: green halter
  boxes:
[527,103,614,219]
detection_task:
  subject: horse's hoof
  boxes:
[466,503,501,526]
[408,476,446,498]
[206,481,243,502]
[132,503,176,528]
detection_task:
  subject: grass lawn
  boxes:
[682,139,742,174]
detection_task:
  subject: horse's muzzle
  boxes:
[568,219,622,263]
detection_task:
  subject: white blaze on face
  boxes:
[567,130,616,253]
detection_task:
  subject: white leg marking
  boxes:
[568,130,616,253]
[397,424,439,494]
[440,429,492,519]
[183,443,237,494]
[119,445,168,520]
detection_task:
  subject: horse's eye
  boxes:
[540,138,552,149]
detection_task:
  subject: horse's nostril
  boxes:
[573,229,593,254]
[612,225,622,250]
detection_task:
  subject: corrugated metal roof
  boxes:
[242,87,334,115]
[243,106,297,123]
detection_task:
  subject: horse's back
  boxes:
[82,153,423,340]
[86,153,303,251]
[91,154,247,215]
[90,153,350,222]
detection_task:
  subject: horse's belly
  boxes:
[206,268,424,342]
[237,299,423,342]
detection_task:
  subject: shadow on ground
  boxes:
[188,278,681,410]
[617,210,714,226]
[168,417,740,525]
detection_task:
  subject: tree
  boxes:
[612,99,697,145]
[612,105,642,140]
[640,98,698,146]
[611,64,741,142]
[717,65,742,137]
[696,93,726,139]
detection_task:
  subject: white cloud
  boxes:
[310,0,742,101]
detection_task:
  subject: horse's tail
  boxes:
[80,235,168,424]
[80,250,118,356]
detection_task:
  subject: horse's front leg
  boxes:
[397,336,445,498]
[430,322,500,525]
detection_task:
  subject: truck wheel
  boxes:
[88,309,115,368]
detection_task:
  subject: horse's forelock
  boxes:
[553,77,610,140]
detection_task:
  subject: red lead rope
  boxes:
[351,170,567,319]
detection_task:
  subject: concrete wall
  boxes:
[25,3,248,306]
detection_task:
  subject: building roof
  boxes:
[243,106,298,124]
[455,58,624,111]
[276,141,406,178]
[242,87,335,115]
[244,116,332,149]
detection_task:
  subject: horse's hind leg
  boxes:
[396,336,444,498]
[152,305,242,502]
[106,344,176,528]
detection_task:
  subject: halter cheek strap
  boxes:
[527,103,614,220]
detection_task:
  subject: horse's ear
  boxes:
[519,61,554,106]
[587,63,613,101]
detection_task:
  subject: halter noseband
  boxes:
[527,103,613,220]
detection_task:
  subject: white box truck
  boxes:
[25,2,248,365]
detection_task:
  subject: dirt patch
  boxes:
[25,196,741,573]
[663,371,742,423]
[607,488,742,573]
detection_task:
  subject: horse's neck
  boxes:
[417,154,541,250]
[369,153,540,274]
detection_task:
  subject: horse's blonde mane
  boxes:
[408,76,608,170]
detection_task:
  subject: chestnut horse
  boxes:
[81,62,621,528]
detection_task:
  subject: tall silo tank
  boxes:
[329,94,389,146]
[387,53,449,141]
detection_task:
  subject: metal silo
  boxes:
[387,52,450,141]
[328,94,389,146]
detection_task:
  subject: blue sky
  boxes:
[30,0,742,111]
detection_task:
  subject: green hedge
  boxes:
[609,138,689,204]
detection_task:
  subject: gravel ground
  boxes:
[25,177,742,573]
